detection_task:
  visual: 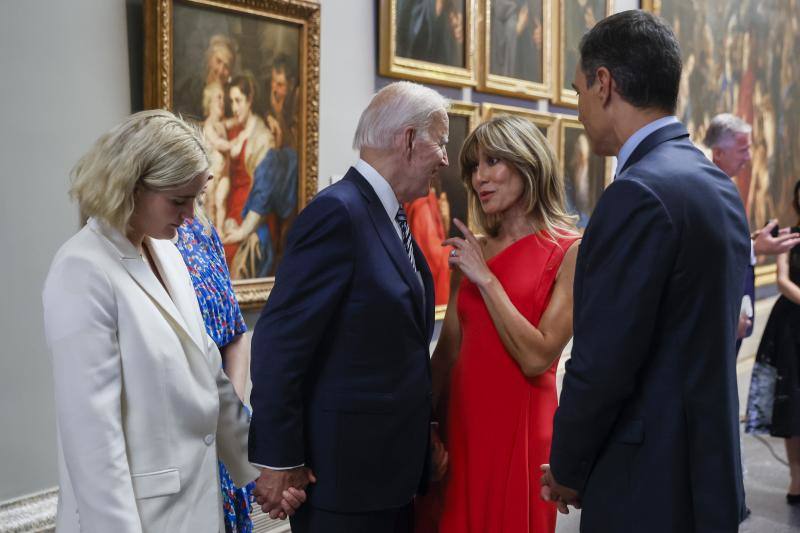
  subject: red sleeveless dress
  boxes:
[434,233,579,533]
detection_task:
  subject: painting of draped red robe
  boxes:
[405,191,452,306]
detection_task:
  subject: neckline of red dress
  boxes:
[485,231,543,265]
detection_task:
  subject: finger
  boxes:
[306,469,318,484]
[267,506,281,519]
[278,510,288,520]
[287,487,307,503]
[452,218,480,247]
[556,500,570,514]
[281,490,302,509]
[442,237,468,250]
[281,499,299,516]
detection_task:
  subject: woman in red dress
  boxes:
[422,115,580,533]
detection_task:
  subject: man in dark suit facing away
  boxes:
[540,10,751,532]
[248,81,450,533]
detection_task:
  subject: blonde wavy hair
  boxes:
[70,109,210,232]
[459,115,577,239]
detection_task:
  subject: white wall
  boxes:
[0,1,132,501]
[317,0,376,186]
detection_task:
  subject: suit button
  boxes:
[204,434,215,446]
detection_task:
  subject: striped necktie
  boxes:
[395,206,417,271]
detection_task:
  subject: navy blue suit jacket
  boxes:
[248,168,435,513]
[550,123,751,532]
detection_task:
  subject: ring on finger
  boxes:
[450,249,458,257]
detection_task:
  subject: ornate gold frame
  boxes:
[379,0,478,87]
[556,114,613,193]
[554,0,614,108]
[639,0,661,13]
[432,101,481,321]
[479,0,553,100]
[481,103,557,146]
[144,0,320,309]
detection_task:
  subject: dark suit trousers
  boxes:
[289,502,413,533]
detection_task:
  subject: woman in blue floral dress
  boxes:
[175,213,254,533]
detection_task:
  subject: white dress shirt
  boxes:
[615,116,680,177]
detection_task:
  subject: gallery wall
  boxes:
[0,0,635,505]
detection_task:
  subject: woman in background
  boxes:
[421,115,580,533]
[42,110,259,532]
[175,206,254,532]
[746,179,800,505]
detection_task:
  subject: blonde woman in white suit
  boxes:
[42,110,268,532]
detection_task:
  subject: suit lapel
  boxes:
[88,219,206,356]
[619,122,690,175]
[413,239,435,341]
[344,169,427,332]
[145,238,208,356]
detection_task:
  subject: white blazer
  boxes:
[42,218,259,533]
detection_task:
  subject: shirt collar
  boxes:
[615,116,679,177]
[354,159,400,221]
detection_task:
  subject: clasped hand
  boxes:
[539,464,581,514]
[253,466,316,520]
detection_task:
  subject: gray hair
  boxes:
[70,109,210,231]
[703,113,752,148]
[352,81,448,150]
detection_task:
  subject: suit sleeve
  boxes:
[210,338,260,486]
[42,256,143,532]
[550,179,678,493]
[248,194,355,467]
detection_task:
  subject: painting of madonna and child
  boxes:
[171,2,304,281]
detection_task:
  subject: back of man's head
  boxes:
[703,113,752,149]
[352,81,448,151]
[579,10,681,114]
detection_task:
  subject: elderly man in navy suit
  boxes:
[248,81,449,533]
[540,11,751,532]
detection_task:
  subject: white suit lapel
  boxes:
[88,219,206,357]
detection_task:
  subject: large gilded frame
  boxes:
[481,103,557,146]
[479,0,554,100]
[144,0,320,308]
[431,101,481,320]
[556,115,613,226]
[554,0,614,107]
[379,0,478,87]
[642,0,784,288]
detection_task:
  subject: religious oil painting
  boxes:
[643,0,800,285]
[555,0,613,107]
[380,0,478,87]
[557,116,611,230]
[480,0,553,100]
[145,0,320,307]
[404,102,479,314]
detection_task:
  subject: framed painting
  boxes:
[556,116,612,229]
[479,0,553,100]
[643,0,799,286]
[144,0,320,308]
[481,103,557,147]
[379,0,478,87]
[555,0,613,107]
[404,102,479,319]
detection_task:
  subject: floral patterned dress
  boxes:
[175,218,254,533]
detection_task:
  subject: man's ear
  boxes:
[403,127,416,160]
[595,67,613,107]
